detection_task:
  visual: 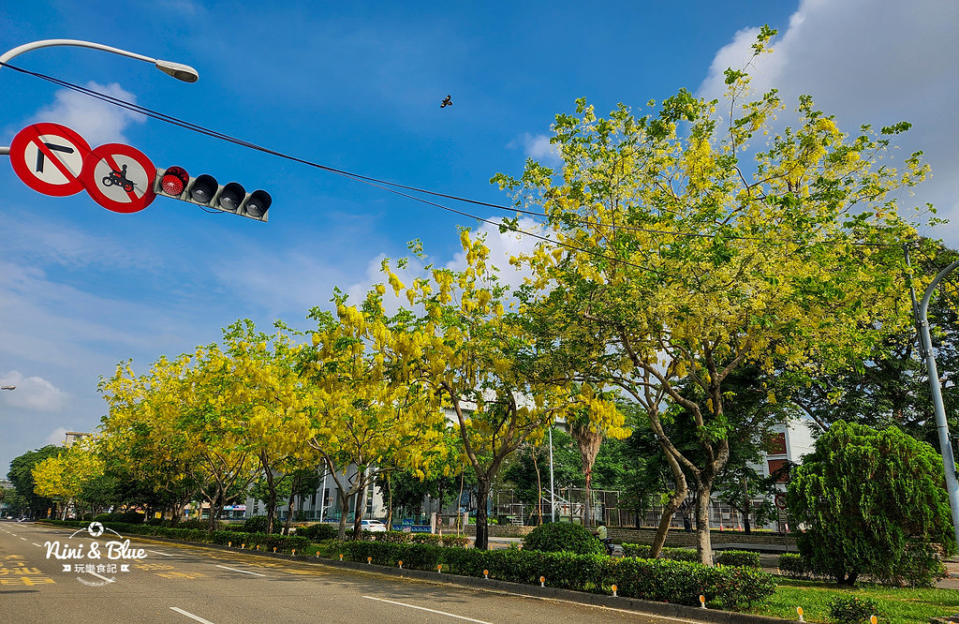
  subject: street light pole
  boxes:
[0,38,198,155]
[916,257,959,547]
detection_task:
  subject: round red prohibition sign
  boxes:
[80,143,157,213]
[9,123,92,196]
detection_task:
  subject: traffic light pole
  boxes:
[915,256,959,548]
[0,39,198,154]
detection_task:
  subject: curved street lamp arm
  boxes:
[917,257,959,548]
[0,39,198,82]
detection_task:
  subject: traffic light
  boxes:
[154,166,271,221]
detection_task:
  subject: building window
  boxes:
[767,459,790,483]
[766,432,787,456]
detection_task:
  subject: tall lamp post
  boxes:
[917,258,959,547]
[0,38,198,155]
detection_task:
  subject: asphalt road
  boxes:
[0,520,693,624]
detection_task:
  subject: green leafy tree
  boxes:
[8,446,61,518]
[787,421,955,586]
[494,27,928,564]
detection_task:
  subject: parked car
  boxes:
[360,519,387,533]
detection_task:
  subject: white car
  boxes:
[360,519,387,533]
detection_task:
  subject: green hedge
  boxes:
[620,544,699,562]
[715,550,761,568]
[523,522,605,555]
[333,540,774,609]
[295,523,338,541]
[43,520,308,553]
[778,553,811,578]
[93,511,146,524]
[361,530,468,547]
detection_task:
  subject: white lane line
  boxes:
[214,564,266,577]
[147,549,173,557]
[32,542,41,547]
[362,596,492,624]
[19,537,27,541]
[482,588,708,624]
[170,607,216,624]
[88,571,115,584]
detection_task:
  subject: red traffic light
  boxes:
[160,166,189,196]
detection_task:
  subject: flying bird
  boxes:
[441,94,453,108]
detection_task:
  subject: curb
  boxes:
[112,531,797,624]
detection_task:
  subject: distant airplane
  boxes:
[441,94,453,108]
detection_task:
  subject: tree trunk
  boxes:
[570,421,604,528]
[456,472,465,533]
[694,483,714,566]
[651,442,687,558]
[283,490,296,535]
[474,479,491,550]
[259,452,278,535]
[352,472,369,541]
[337,490,350,540]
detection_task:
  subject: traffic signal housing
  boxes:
[155,166,271,222]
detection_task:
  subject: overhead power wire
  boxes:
[1,61,897,251]
[0,61,667,274]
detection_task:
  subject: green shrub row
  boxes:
[44,520,309,553]
[294,523,339,541]
[620,544,699,562]
[617,545,760,568]
[359,530,468,547]
[334,541,774,609]
[93,511,146,524]
[715,550,761,568]
[778,553,811,578]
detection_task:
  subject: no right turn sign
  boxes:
[8,123,92,196]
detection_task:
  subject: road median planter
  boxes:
[40,519,782,622]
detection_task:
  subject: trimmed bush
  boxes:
[621,543,652,558]
[660,547,698,562]
[778,553,810,578]
[94,511,146,524]
[237,516,279,534]
[620,544,699,562]
[524,522,605,555]
[296,523,338,541]
[828,595,883,624]
[715,550,761,568]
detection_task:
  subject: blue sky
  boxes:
[2,0,957,473]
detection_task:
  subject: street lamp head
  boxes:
[155,59,199,83]
[0,385,15,391]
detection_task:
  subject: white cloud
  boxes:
[45,427,68,447]
[698,0,959,245]
[509,132,562,166]
[0,371,67,412]
[30,81,146,146]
